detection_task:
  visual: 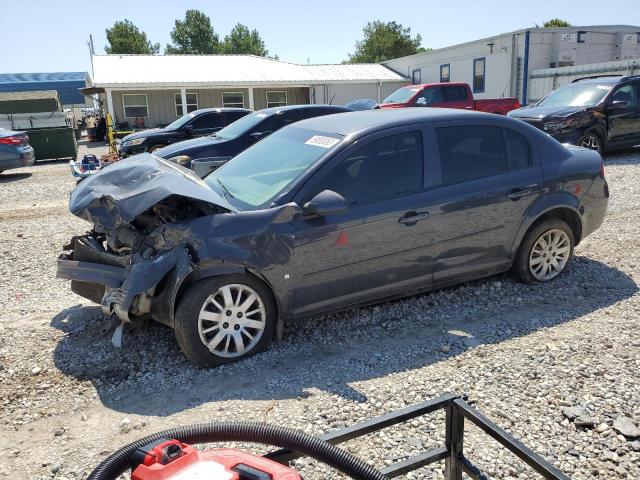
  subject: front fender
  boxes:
[509,192,582,260]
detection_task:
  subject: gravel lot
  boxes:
[1,144,640,479]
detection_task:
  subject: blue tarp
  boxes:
[0,72,87,106]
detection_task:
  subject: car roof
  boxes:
[257,104,352,115]
[293,108,495,136]
[406,82,469,89]
[191,107,253,115]
[570,75,623,85]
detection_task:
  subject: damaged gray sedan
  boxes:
[58,109,608,366]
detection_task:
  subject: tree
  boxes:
[105,20,159,54]
[347,21,425,63]
[221,23,269,56]
[543,18,572,28]
[166,10,220,54]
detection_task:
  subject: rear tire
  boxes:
[174,274,276,367]
[514,219,574,284]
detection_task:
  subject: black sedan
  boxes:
[509,74,640,154]
[58,108,608,366]
[154,104,352,176]
[118,108,251,157]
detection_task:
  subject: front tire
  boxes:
[578,130,604,154]
[148,144,166,154]
[514,219,574,284]
[174,275,276,367]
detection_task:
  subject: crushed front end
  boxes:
[56,155,231,326]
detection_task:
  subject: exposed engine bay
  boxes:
[101,195,223,256]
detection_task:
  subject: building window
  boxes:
[577,31,586,43]
[174,93,198,116]
[440,64,450,83]
[411,69,421,84]
[122,94,148,118]
[473,58,485,93]
[222,92,244,108]
[266,91,287,108]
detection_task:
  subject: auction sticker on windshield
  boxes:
[305,135,340,148]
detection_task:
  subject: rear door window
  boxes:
[306,131,424,206]
[443,86,469,102]
[189,113,224,129]
[436,125,508,185]
[224,111,248,124]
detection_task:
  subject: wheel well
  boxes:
[531,208,582,245]
[173,268,280,322]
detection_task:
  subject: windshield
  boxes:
[537,84,611,107]
[165,112,196,130]
[382,86,420,104]
[215,111,271,140]
[205,127,343,209]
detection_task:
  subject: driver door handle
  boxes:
[398,211,430,225]
[507,184,540,199]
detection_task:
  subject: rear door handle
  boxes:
[398,211,430,225]
[507,184,539,199]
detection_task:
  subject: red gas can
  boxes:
[131,439,302,480]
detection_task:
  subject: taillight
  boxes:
[0,135,25,146]
[599,159,605,178]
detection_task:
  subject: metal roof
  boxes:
[90,55,406,87]
[0,72,87,105]
[0,90,60,101]
[0,72,86,83]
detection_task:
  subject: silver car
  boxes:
[0,128,35,173]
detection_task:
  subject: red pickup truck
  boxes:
[379,82,520,115]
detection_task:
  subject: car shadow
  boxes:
[51,256,636,416]
[0,172,32,182]
[604,147,640,165]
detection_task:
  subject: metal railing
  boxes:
[265,393,569,479]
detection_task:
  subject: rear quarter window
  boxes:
[505,128,532,170]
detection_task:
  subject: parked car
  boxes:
[154,104,352,177]
[57,108,608,367]
[0,128,35,173]
[118,108,251,157]
[379,83,520,114]
[508,75,640,154]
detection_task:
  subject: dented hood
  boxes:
[69,154,232,229]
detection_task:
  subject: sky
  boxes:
[2,0,640,74]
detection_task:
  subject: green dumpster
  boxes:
[27,127,78,161]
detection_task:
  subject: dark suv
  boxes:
[154,105,352,176]
[508,75,640,154]
[118,108,251,157]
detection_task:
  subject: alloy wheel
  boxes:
[197,284,266,358]
[528,229,571,281]
[579,135,601,152]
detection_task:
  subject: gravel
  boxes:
[1,146,640,479]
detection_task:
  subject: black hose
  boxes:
[88,421,387,480]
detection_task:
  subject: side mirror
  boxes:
[249,132,264,142]
[303,190,348,217]
[415,97,427,106]
[184,125,194,135]
[611,99,631,108]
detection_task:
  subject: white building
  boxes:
[383,25,640,104]
[85,55,406,128]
